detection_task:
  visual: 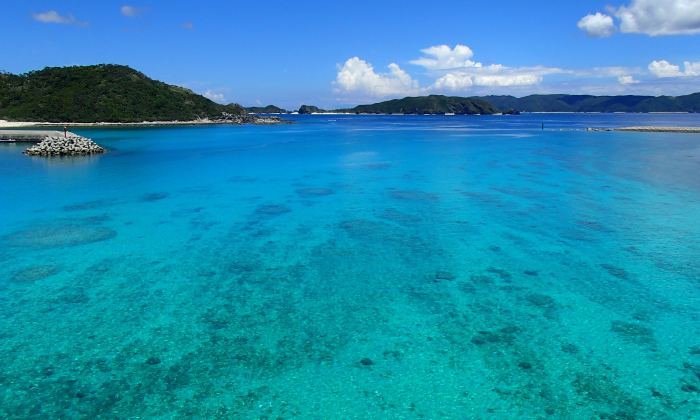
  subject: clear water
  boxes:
[1,114,700,419]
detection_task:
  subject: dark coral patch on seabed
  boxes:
[255,205,291,215]
[141,193,169,202]
[388,190,438,201]
[294,188,335,197]
[3,225,117,249]
[10,265,62,283]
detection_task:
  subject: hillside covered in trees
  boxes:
[0,64,246,123]
[333,95,500,114]
[475,93,700,113]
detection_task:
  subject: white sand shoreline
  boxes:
[0,119,247,128]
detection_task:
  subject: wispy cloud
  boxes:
[204,90,225,103]
[181,22,194,30]
[578,0,700,37]
[31,10,89,26]
[121,5,147,18]
[618,76,640,84]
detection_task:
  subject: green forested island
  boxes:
[0,64,246,123]
[475,93,700,113]
[332,95,500,115]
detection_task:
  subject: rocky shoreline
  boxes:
[23,133,106,156]
[208,112,291,124]
[1,112,292,128]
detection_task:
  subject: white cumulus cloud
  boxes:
[432,73,474,90]
[334,57,419,97]
[121,5,147,17]
[204,90,226,103]
[334,46,569,98]
[614,0,700,36]
[581,0,700,37]
[649,60,683,77]
[649,60,700,77]
[31,10,88,26]
[411,45,562,91]
[578,12,618,37]
[430,65,562,91]
[685,61,700,75]
[409,45,479,70]
[618,76,640,84]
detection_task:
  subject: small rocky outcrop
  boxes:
[209,112,291,124]
[23,134,106,156]
[502,108,521,115]
[298,105,326,114]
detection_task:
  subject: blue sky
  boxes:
[3,0,700,109]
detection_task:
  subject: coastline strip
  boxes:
[612,126,700,133]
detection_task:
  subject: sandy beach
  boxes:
[0,119,226,128]
[0,120,43,128]
[0,118,288,128]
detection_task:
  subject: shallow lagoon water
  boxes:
[1,114,700,419]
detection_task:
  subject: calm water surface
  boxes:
[1,114,700,419]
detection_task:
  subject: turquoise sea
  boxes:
[1,113,700,419]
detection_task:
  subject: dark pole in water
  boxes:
[542,123,544,130]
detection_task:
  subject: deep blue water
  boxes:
[1,114,700,419]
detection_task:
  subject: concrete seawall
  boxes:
[0,130,65,142]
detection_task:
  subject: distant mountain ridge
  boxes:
[0,64,247,123]
[332,95,500,114]
[474,93,700,113]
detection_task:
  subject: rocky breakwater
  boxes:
[209,112,292,125]
[23,133,106,156]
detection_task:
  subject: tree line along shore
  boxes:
[2,65,700,125]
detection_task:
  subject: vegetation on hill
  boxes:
[0,64,246,123]
[332,95,500,114]
[476,93,700,113]
[299,105,326,114]
[245,105,288,113]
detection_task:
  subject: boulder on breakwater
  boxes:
[23,133,106,156]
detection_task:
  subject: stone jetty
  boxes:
[586,126,700,133]
[23,133,106,156]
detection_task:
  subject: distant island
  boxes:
[254,94,700,115]
[247,96,500,115]
[0,64,287,124]
[473,94,700,113]
[331,95,499,115]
